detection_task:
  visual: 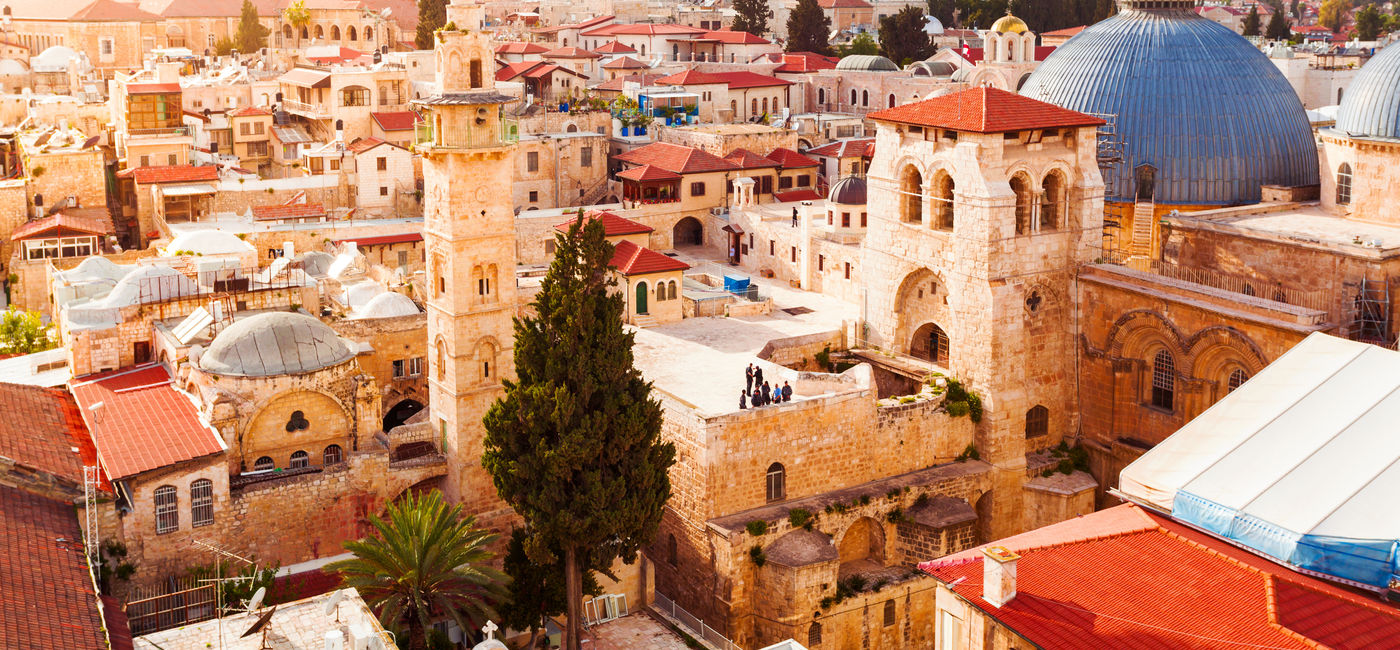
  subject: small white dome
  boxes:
[295,251,335,276]
[924,15,945,35]
[33,46,79,71]
[0,59,28,75]
[341,281,385,309]
[163,230,254,257]
[352,292,420,320]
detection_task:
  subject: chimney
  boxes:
[981,545,1020,608]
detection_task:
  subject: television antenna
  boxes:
[192,540,260,650]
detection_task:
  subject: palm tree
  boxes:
[328,489,509,650]
[283,0,310,50]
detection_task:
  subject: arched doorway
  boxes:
[837,517,886,569]
[1135,164,1156,202]
[673,216,703,247]
[635,282,649,314]
[910,322,950,365]
[383,398,424,432]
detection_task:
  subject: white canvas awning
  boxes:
[161,183,217,197]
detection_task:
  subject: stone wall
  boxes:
[1022,471,1096,531]
[657,125,797,158]
[25,148,107,211]
[513,134,609,211]
[331,312,429,418]
[756,329,847,368]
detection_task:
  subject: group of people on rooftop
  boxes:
[741,363,791,409]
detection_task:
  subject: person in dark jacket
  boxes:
[761,382,772,406]
[792,207,799,227]
[745,364,754,392]
[782,381,793,402]
[754,366,764,387]
[740,389,748,410]
[752,386,764,407]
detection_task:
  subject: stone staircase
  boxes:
[577,178,612,207]
[632,314,659,328]
[1129,201,1155,257]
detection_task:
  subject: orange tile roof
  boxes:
[923,504,1400,649]
[0,485,109,650]
[70,364,225,480]
[331,232,422,246]
[723,148,780,169]
[656,69,729,85]
[616,142,738,174]
[346,136,390,153]
[774,189,823,202]
[543,46,600,58]
[867,86,1104,134]
[118,164,219,184]
[773,52,839,73]
[126,82,181,95]
[610,239,689,275]
[230,106,272,117]
[699,29,769,44]
[495,41,548,54]
[617,164,682,181]
[602,56,648,70]
[711,71,792,89]
[71,0,159,21]
[496,60,546,82]
[371,110,418,132]
[554,210,654,235]
[582,23,706,37]
[1042,25,1087,37]
[251,202,326,220]
[0,384,94,487]
[10,213,111,240]
[594,40,636,54]
[765,147,820,168]
[595,73,666,91]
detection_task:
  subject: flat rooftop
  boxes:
[631,249,860,416]
[667,123,787,135]
[1172,202,1400,256]
[137,588,392,649]
[168,214,424,236]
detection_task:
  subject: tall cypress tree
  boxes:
[482,216,675,650]
[787,0,834,55]
[731,0,773,37]
[235,0,269,53]
[1242,6,1262,36]
[416,0,448,49]
[880,6,934,66]
[1266,9,1291,40]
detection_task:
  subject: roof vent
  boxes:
[982,545,1020,608]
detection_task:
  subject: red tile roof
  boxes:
[724,148,780,169]
[773,52,839,73]
[10,213,111,240]
[230,106,273,117]
[554,210,654,236]
[346,136,393,153]
[699,29,770,44]
[496,60,545,82]
[610,240,689,275]
[594,73,667,91]
[307,46,364,65]
[766,147,820,168]
[70,364,225,480]
[867,87,1104,134]
[616,142,738,174]
[371,110,418,132]
[582,23,706,37]
[543,46,600,58]
[774,189,823,202]
[711,70,793,89]
[251,202,326,221]
[594,40,636,54]
[70,0,160,21]
[656,69,729,86]
[331,232,423,246]
[617,164,682,181]
[0,384,94,486]
[126,82,181,95]
[602,56,648,70]
[818,0,872,7]
[495,41,548,54]
[0,485,108,650]
[118,164,219,184]
[806,138,874,158]
[1041,25,1087,37]
[923,505,1400,649]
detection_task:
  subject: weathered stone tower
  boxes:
[863,88,1105,540]
[418,2,519,519]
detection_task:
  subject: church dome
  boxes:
[828,176,867,205]
[1018,1,1318,205]
[1336,41,1400,139]
[835,55,899,72]
[990,13,1029,34]
[200,311,355,377]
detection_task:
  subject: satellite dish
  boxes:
[239,605,277,638]
[322,589,345,618]
[246,586,267,612]
[381,7,391,17]
[80,135,99,149]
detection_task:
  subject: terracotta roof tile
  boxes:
[582,23,706,37]
[615,142,737,174]
[346,136,390,154]
[867,87,1104,134]
[773,52,838,73]
[818,0,872,8]
[617,164,682,181]
[371,110,418,132]
[118,164,219,184]
[766,147,820,168]
[699,29,769,44]
[593,40,636,54]
[230,106,272,117]
[0,384,92,486]
[495,41,548,54]
[724,148,780,169]
[602,56,648,70]
[332,232,423,246]
[71,0,160,21]
[544,46,600,58]
[610,240,689,275]
[554,210,654,235]
[711,70,792,89]
[656,69,729,86]
[251,202,326,220]
[1042,25,1087,37]
[496,60,546,82]
[594,73,666,91]
[774,189,823,202]
[0,485,108,650]
[11,213,111,240]
[70,364,225,480]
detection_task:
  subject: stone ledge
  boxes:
[1024,470,1097,496]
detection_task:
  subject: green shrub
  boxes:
[859,494,870,506]
[1056,458,1075,475]
[847,575,867,592]
[885,488,900,500]
[914,493,929,507]
[820,596,834,610]
[749,545,766,567]
[789,508,814,530]
[899,396,916,404]
[955,444,980,462]
[967,392,983,423]
[945,378,968,403]
[946,400,970,417]
[886,507,904,523]
[745,520,768,536]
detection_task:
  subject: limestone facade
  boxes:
[514,132,609,211]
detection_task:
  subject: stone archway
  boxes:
[383,398,424,433]
[673,216,703,247]
[837,516,886,567]
[910,322,950,365]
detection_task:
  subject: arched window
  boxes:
[808,622,822,646]
[341,85,369,106]
[899,165,923,224]
[1040,171,1065,230]
[324,444,343,465]
[436,338,447,381]
[347,26,357,40]
[933,171,956,231]
[154,485,179,533]
[190,479,213,527]
[289,450,310,468]
[1151,349,1175,410]
[883,600,896,626]
[470,58,483,88]
[751,98,758,115]
[331,25,341,40]
[762,97,769,114]
[850,88,857,105]
[861,90,869,106]
[301,26,309,39]
[818,88,825,105]
[667,533,678,566]
[1010,173,1032,235]
[1227,368,1249,393]
[730,99,737,115]
[888,93,895,108]
[668,280,677,300]
[254,456,274,471]
[766,462,785,502]
[1025,405,1049,438]
[314,25,324,39]
[476,340,496,383]
[928,324,949,365]
[364,26,373,40]
[1336,163,1352,205]
[283,24,293,39]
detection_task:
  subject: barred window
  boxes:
[341,86,370,107]
[324,444,343,465]
[254,456,274,471]
[289,450,310,469]
[154,485,179,534]
[1151,349,1175,410]
[190,479,213,527]
[1025,405,1049,438]
[883,600,896,626]
[808,622,822,646]
[1227,368,1249,393]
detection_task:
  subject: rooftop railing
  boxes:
[413,119,519,150]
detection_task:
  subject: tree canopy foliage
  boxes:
[416,0,448,49]
[880,6,934,66]
[787,0,834,55]
[731,0,773,38]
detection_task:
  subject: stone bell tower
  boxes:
[417,8,519,520]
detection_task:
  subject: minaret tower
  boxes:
[417,1,519,518]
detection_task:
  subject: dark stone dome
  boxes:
[1337,42,1400,139]
[1018,2,1318,205]
[828,176,867,205]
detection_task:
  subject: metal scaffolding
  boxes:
[1092,112,1126,262]
[1344,276,1391,346]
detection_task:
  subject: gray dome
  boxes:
[828,176,867,205]
[1019,2,1318,205]
[1337,42,1400,139]
[835,55,899,72]
[200,311,355,377]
